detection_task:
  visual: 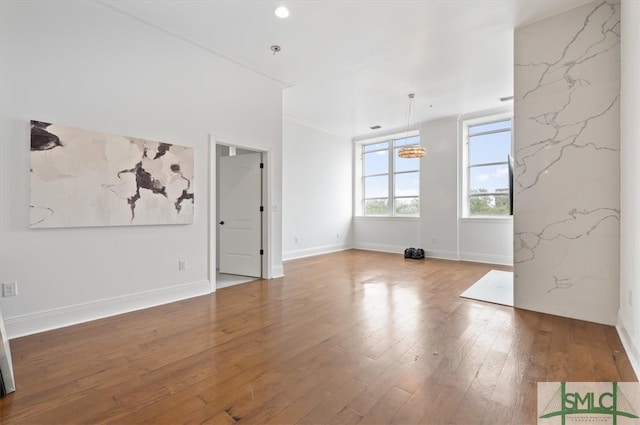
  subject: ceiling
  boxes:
[104,0,591,138]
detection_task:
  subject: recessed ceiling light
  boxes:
[274,6,290,19]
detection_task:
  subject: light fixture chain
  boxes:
[398,93,425,158]
[406,94,413,138]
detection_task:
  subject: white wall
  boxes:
[618,0,640,375]
[514,0,620,325]
[459,220,513,265]
[420,117,459,260]
[282,117,352,260]
[353,218,420,253]
[0,1,283,337]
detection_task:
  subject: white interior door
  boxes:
[219,152,262,277]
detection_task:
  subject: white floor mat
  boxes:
[460,270,513,307]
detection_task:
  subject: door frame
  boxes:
[208,135,271,292]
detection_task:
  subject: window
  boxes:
[359,134,420,217]
[463,116,512,217]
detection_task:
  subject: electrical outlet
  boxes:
[2,282,17,297]
[178,259,187,271]
[629,290,633,307]
[294,237,299,243]
[336,233,340,239]
[432,237,438,245]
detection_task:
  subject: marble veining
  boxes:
[514,207,619,263]
[514,0,620,195]
[548,275,574,293]
[517,1,620,101]
[513,0,620,325]
[515,94,619,193]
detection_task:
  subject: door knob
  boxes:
[219,221,225,225]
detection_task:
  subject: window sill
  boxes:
[460,216,513,224]
[354,216,420,221]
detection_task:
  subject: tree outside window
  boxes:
[466,118,512,217]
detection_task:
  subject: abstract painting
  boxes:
[30,121,194,228]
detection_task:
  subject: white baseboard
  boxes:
[617,318,640,379]
[459,251,513,266]
[425,249,459,261]
[5,279,212,339]
[353,245,462,262]
[283,244,351,261]
[352,242,405,254]
[303,244,510,266]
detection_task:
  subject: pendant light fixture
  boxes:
[397,93,425,159]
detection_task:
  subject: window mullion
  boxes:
[467,139,472,217]
[469,128,511,137]
[388,144,394,216]
[469,161,507,168]
[362,173,366,215]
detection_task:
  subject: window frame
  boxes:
[461,113,513,219]
[355,131,420,218]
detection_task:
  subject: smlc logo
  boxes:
[538,382,640,424]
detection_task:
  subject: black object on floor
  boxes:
[404,247,425,259]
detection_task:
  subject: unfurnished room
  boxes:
[1,1,639,424]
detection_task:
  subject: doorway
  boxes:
[214,144,266,289]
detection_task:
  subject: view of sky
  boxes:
[364,143,420,198]
[363,125,511,199]
[468,121,511,193]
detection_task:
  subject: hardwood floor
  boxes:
[0,250,636,424]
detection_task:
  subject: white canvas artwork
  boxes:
[30,121,194,228]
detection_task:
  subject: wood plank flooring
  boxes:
[0,250,636,424]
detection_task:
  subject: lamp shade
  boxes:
[398,145,426,158]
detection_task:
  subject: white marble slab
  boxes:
[514,0,620,325]
[461,270,514,307]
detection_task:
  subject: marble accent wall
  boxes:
[514,0,620,325]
